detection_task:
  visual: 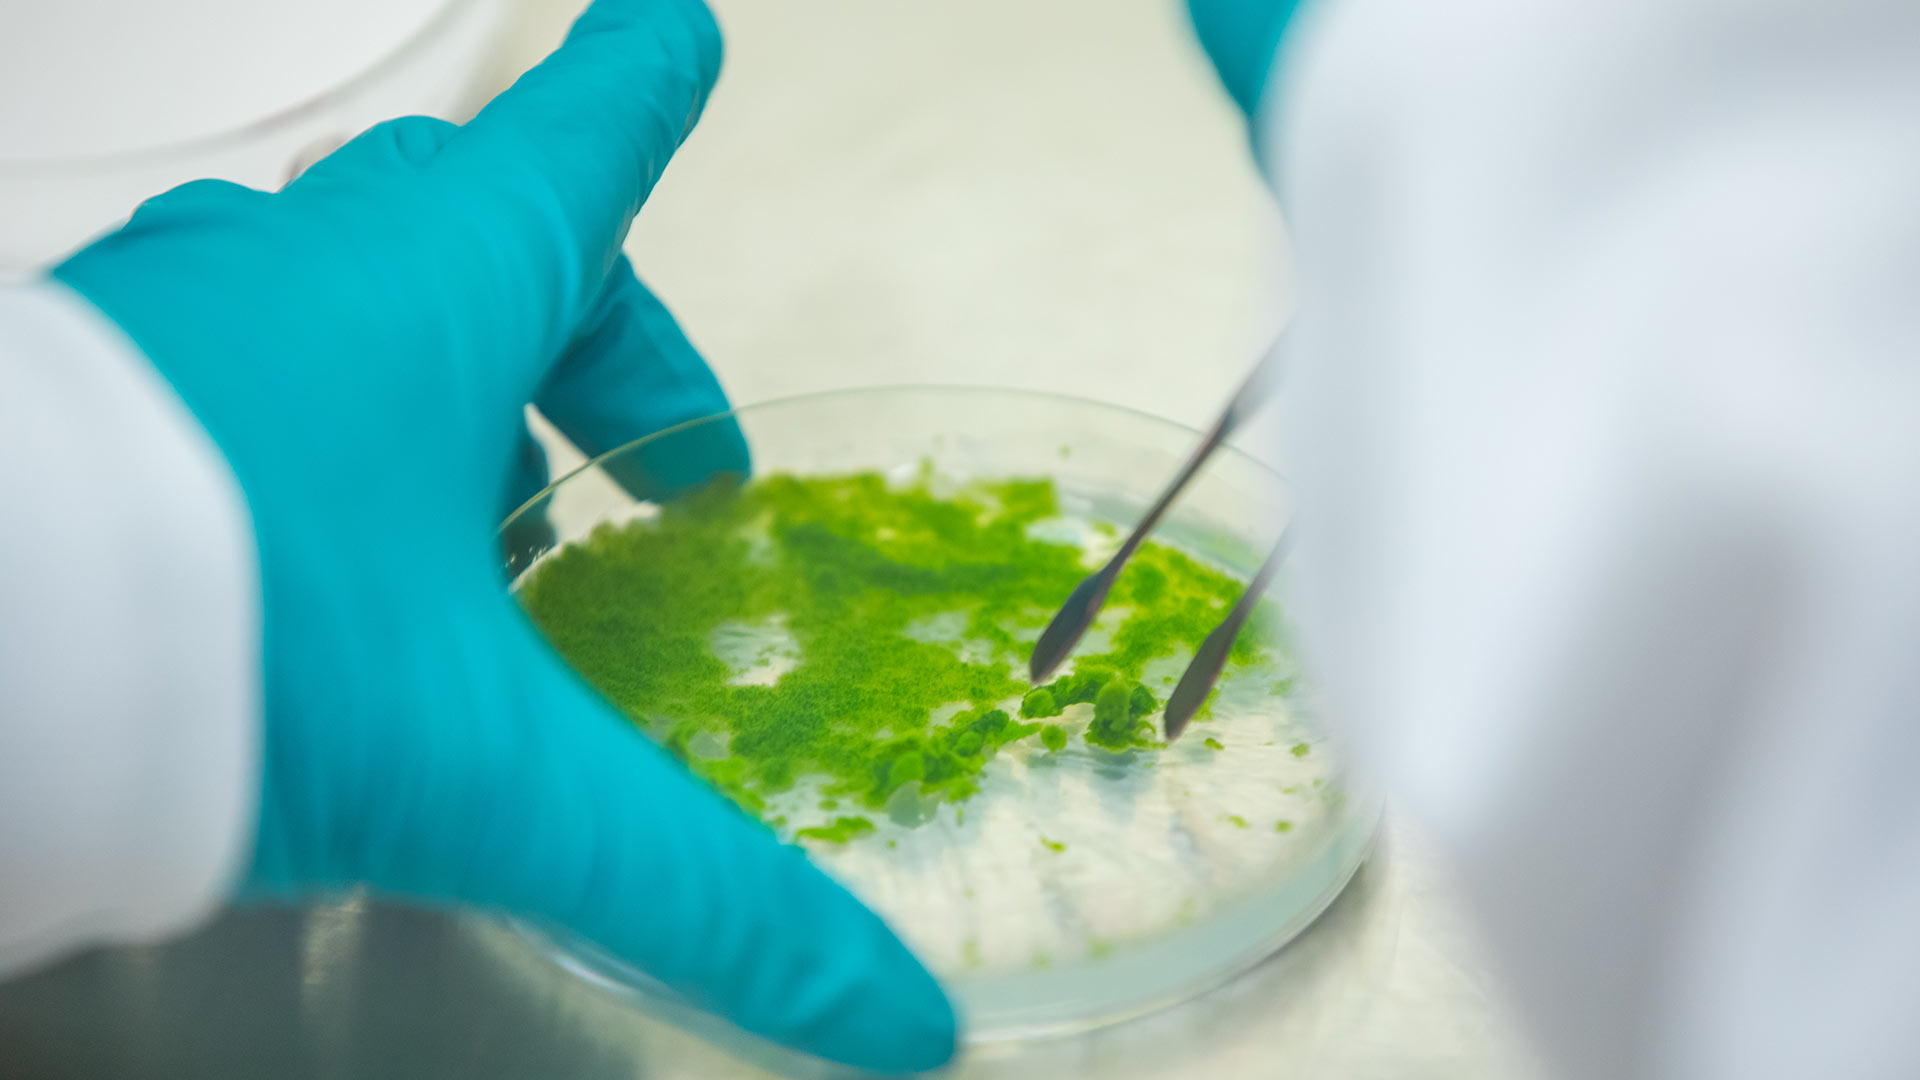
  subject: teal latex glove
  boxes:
[53,0,956,1072]
[1185,0,1307,118]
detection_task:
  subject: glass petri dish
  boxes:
[499,386,1379,1068]
[0,0,514,278]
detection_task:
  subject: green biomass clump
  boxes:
[1020,687,1061,719]
[1087,678,1139,750]
[516,470,1280,838]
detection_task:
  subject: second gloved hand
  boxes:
[1186,0,1307,120]
[53,0,956,1072]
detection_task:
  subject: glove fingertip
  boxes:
[498,651,947,1071]
[744,843,959,1073]
[630,769,955,1072]
[541,260,751,495]
[598,410,750,501]
[818,938,960,1074]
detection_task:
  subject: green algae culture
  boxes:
[516,469,1283,836]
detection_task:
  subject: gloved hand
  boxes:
[1185,0,1307,119]
[53,0,955,1072]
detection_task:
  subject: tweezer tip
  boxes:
[1161,700,1195,742]
[1027,573,1103,685]
[1026,623,1068,684]
[1161,651,1217,742]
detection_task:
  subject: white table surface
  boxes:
[499,1,1548,1075]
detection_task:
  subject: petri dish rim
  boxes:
[502,382,1290,533]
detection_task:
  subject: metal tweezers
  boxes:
[1027,342,1289,742]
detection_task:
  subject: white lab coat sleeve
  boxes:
[1267,2,1920,1079]
[0,282,258,975]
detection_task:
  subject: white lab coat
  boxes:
[1266,0,1920,1078]
[4,1,1919,1077]
[0,284,256,974]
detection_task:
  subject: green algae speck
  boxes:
[516,470,1281,841]
[1203,737,1224,751]
[794,816,874,843]
[1223,814,1249,829]
[1040,835,1068,853]
[1274,820,1293,833]
[1290,742,1311,758]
